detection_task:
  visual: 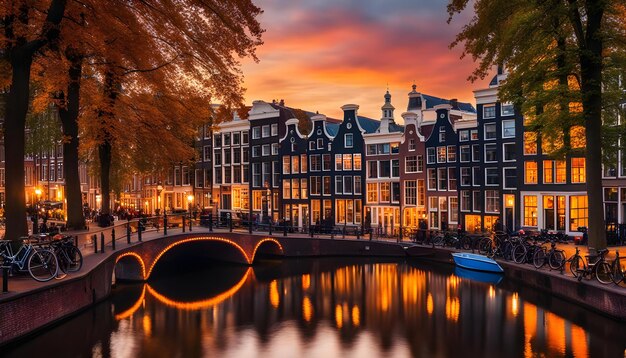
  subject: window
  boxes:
[438,168,447,190]
[504,168,516,189]
[203,146,211,161]
[380,182,390,202]
[354,176,362,194]
[233,132,240,145]
[283,180,291,199]
[224,133,231,146]
[427,148,436,164]
[292,179,300,199]
[323,154,331,171]
[335,154,343,171]
[262,145,270,156]
[343,154,353,171]
[571,158,586,183]
[485,143,497,162]
[214,134,222,147]
[343,176,353,194]
[312,200,321,223]
[523,195,538,226]
[391,159,400,177]
[406,156,418,173]
[233,148,241,164]
[569,196,588,231]
[345,133,353,148]
[242,131,249,144]
[252,163,261,187]
[309,141,315,150]
[418,180,425,206]
[473,191,481,211]
[470,130,479,140]
[461,191,470,211]
[556,160,566,183]
[459,130,469,142]
[354,154,362,170]
[379,161,391,177]
[367,144,377,155]
[243,164,249,183]
[472,144,480,162]
[301,154,307,173]
[524,132,537,155]
[323,176,331,195]
[310,155,321,171]
[483,104,496,119]
[484,123,496,140]
[283,156,290,174]
[405,181,417,205]
[291,155,300,174]
[450,197,458,223]
[472,167,481,186]
[460,167,471,186]
[224,149,231,165]
[271,123,278,136]
[310,176,321,195]
[367,183,378,203]
[272,143,279,155]
[439,127,446,142]
[449,167,457,190]
[501,102,515,116]
[317,138,324,149]
[447,146,456,162]
[262,125,270,138]
[485,168,499,186]
[460,146,470,162]
[502,120,515,138]
[214,149,222,165]
[525,161,538,184]
[243,148,249,163]
[409,139,416,151]
[503,143,515,161]
[543,160,553,183]
[417,155,424,172]
[485,190,499,213]
[391,143,400,154]
[392,182,400,202]
[437,146,447,163]
[301,179,308,199]
[427,169,436,190]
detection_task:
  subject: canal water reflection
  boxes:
[4,258,626,357]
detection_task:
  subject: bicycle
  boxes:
[0,238,59,282]
[532,240,565,270]
[568,247,612,284]
[512,237,541,264]
[611,250,623,286]
[46,235,83,278]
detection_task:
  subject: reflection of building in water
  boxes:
[110,262,598,357]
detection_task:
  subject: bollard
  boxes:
[74,235,78,248]
[138,222,143,242]
[127,223,131,244]
[269,220,272,235]
[2,267,8,293]
[369,229,373,241]
[209,213,213,232]
[357,228,360,240]
[331,228,334,240]
[163,213,168,236]
[229,214,233,232]
[189,214,193,232]
[283,221,287,237]
[343,223,346,239]
[111,227,116,250]
[100,232,105,253]
[182,216,186,233]
[249,216,253,234]
[93,234,98,254]
[310,226,314,238]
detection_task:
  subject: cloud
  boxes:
[242,0,490,120]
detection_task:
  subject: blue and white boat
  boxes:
[454,266,503,285]
[451,252,504,273]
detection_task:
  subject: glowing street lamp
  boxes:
[156,183,163,214]
[187,194,194,231]
[33,188,42,234]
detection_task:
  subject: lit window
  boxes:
[524,195,538,226]
[437,146,447,163]
[282,156,290,174]
[380,182,390,202]
[524,132,537,155]
[571,158,586,183]
[447,146,456,162]
[367,183,378,203]
[354,154,362,170]
[291,155,300,174]
[543,160,553,183]
[343,154,352,171]
[335,154,343,171]
[569,195,588,231]
[525,161,538,184]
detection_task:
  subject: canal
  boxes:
[3,257,626,357]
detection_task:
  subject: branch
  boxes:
[120,54,180,76]
[565,0,586,49]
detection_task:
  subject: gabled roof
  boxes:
[422,94,476,113]
[357,116,380,134]
[326,122,340,137]
[388,122,404,133]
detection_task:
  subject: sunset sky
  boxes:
[241,0,492,121]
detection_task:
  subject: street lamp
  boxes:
[34,188,42,234]
[187,194,194,231]
[156,183,163,215]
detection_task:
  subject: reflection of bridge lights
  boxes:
[114,285,147,320]
[302,274,311,290]
[352,305,360,327]
[143,314,152,337]
[488,285,496,300]
[427,293,433,315]
[445,297,460,322]
[142,268,252,311]
[511,292,519,317]
[302,296,313,322]
[335,304,343,328]
[270,280,280,308]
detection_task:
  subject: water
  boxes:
[4,258,626,357]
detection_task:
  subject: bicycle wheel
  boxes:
[432,235,444,246]
[612,260,624,285]
[533,248,546,269]
[478,238,492,255]
[55,248,68,279]
[570,256,584,278]
[548,250,566,270]
[65,246,83,272]
[28,249,59,282]
[512,244,527,264]
[501,241,513,261]
[595,261,613,284]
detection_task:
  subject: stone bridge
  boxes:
[112,231,405,281]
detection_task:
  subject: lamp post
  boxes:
[156,183,163,215]
[187,194,194,231]
[34,188,42,234]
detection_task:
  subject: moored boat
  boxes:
[451,252,504,273]
[454,266,503,285]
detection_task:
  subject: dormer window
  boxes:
[439,127,446,142]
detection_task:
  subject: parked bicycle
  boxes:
[45,235,83,278]
[611,250,624,286]
[568,247,612,284]
[533,239,566,270]
[0,237,58,282]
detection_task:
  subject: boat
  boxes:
[451,252,504,273]
[454,266,503,285]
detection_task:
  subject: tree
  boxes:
[448,0,626,250]
[1,0,68,239]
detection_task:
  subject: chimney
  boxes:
[279,99,285,106]
[450,98,458,109]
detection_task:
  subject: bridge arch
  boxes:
[251,238,285,263]
[114,252,147,282]
[146,236,251,279]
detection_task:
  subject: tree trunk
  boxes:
[580,1,605,251]
[4,57,31,239]
[97,69,118,221]
[58,51,85,230]
[98,140,112,218]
